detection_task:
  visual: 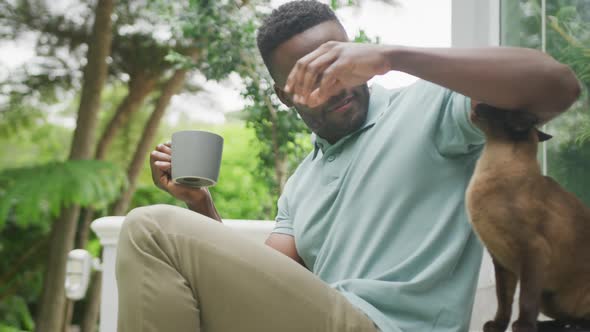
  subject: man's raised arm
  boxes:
[285,43,581,123]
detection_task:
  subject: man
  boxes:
[116,1,580,331]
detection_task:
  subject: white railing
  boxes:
[83,216,502,332]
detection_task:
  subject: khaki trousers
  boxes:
[116,204,379,332]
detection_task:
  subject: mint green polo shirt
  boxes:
[272,80,486,332]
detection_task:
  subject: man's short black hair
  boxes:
[257,0,339,74]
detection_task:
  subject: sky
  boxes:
[0,0,451,126]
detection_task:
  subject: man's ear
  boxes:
[274,84,294,107]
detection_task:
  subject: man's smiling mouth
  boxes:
[327,94,355,113]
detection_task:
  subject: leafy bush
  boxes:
[0,160,127,228]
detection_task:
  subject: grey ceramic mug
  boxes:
[171,130,224,188]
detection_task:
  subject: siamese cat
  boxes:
[466,104,590,332]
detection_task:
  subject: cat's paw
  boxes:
[483,320,509,332]
[512,320,537,332]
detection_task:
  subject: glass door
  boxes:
[501,0,590,205]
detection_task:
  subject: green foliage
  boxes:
[0,160,127,229]
[0,221,45,332]
[210,123,286,219]
[159,0,261,81]
[547,4,590,83]
[242,71,311,198]
[548,139,590,205]
[353,30,379,44]
[191,7,256,80]
[165,124,278,219]
[501,0,542,49]
[503,1,589,90]
[97,84,157,169]
[0,296,34,331]
[131,185,181,209]
[0,325,28,332]
[578,124,590,144]
[0,115,71,169]
[130,121,279,220]
[0,94,71,330]
[0,94,43,139]
[86,238,102,258]
[543,2,590,148]
[503,0,590,205]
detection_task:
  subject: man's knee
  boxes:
[116,204,219,278]
[116,205,181,276]
[122,204,200,236]
[117,204,212,251]
[117,205,178,256]
[120,204,173,241]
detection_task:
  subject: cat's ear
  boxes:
[537,129,553,142]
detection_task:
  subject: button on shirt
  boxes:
[272,80,486,332]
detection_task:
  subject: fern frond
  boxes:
[0,160,127,229]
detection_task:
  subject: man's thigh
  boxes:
[116,204,378,332]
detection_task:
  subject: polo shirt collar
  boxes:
[312,84,387,160]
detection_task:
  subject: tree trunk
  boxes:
[35,0,114,331]
[36,206,81,332]
[76,208,95,249]
[95,74,157,159]
[63,300,74,332]
[80,272,102,332]
[66,2,114,161]
[111,69,188,215]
